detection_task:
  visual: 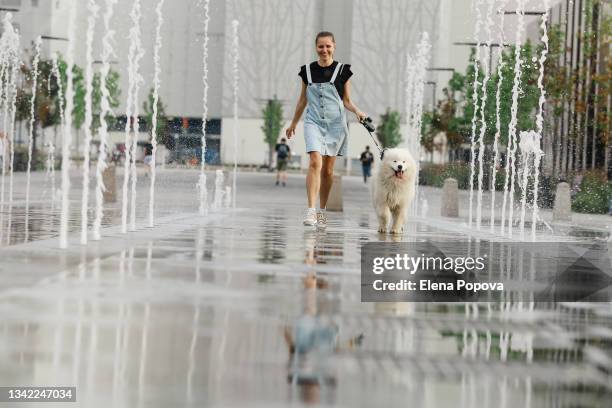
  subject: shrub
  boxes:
[535,175,556,208]
[419,162,471,189]
[571,170,611,214]
[513,171,550,208]
[420,162,584,211]
[12,146,48,172]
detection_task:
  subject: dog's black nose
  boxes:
[397,164,403,170]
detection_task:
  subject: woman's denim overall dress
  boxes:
[303,62,349,156]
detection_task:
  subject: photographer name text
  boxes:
[370,254,504,293]
[372,279,504,292]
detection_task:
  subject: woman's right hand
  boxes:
[285,124,296,139]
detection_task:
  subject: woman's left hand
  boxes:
[356,112,367,123]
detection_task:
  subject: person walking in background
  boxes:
[275,137,291,186]
[143,142,154,177]
[286,31,367,229]
[0,132,5,173]
[360,145,374,183]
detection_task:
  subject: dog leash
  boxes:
[360,117,386,160]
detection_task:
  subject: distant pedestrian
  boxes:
[143,142,154,177]
[360,146,374,183]
[0,132,5,172]
[275,137,291,186]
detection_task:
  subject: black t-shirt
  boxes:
[298,61,353,99]
[275,143,290,159]
[360,151,374,165]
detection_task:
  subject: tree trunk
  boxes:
[568,138,574,174]
[560,114,568,177]
[575,0,585,172]
[590,1,600,170]
[606,93,611,180]
[559,0,570,179]
[605,144,610,180]
[32,120,38,154]
[548,112,558,178]
[575,119,582,171]
[583,33,592,170]
[582,19,590,171]
[544,128,553,178]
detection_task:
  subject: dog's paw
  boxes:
[377,227,387,234]
[390,228,403,235]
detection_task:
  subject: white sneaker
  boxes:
[316,211,327,229]
[303,208,317,226]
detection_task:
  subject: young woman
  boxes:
[286,31,367,228]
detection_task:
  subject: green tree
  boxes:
[459,48,485,144]
[142,87,169,146]
[482,41,540,147]
[90,69,121,135]
[420,110,437,152]
[428,3,610,178]
[377,108,402,148]
[421,72,466,159]
[261,96,284,167]
[430,43,541,161]
[16,48,121,155]
[16,55,62,154]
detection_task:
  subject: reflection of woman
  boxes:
[283,273,363,399]
[286,31,367,229]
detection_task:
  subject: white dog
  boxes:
[370,148,417,234]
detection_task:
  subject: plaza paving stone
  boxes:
[0,169,611,407]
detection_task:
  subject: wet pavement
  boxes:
[0,169,611,407]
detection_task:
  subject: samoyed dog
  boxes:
[370,148,417,234]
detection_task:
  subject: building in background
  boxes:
[525,0,610,179]
[219,0,446,168]
[6,0,446,167]
[8,0,589,170]
[7,0,226,163]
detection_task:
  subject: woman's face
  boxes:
[316,36,335,59]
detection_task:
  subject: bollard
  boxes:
[441,178,459,217]
[102,165,117,203]
[553,182,571,222]
[327,175,343,212]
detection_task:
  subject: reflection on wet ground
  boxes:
[0,170,611,407]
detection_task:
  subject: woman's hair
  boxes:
[315,31,335,44]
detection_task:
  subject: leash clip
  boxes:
[360,117,384,160]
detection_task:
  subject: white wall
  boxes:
[13,0,225,118]
[220,118,268,166]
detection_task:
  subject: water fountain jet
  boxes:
[149,0,166,227]
[92,0,119,241]
[80,0,99,245]
[24,36,42,243]
[59,0,78,249]
[198,0,210,216]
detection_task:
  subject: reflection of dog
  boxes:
[371,148,417,234]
